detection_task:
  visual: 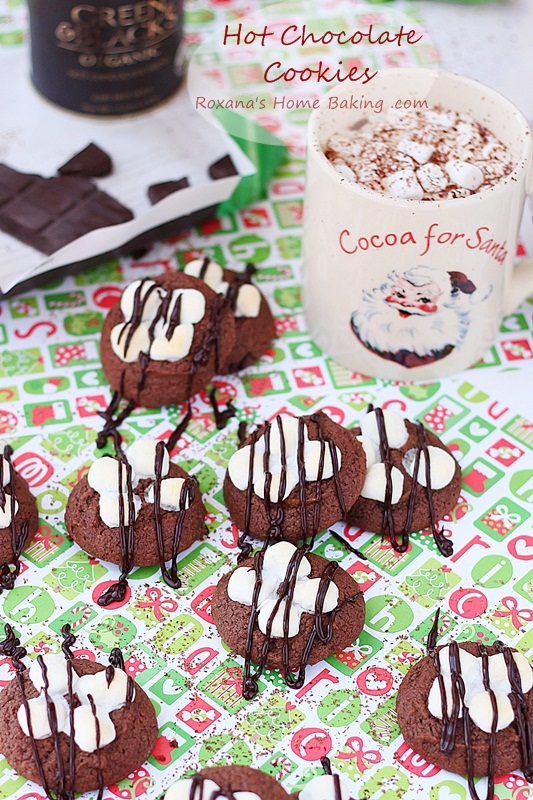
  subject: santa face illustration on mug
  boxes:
[350,265,490,368]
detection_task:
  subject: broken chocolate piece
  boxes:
[148,177,190,205]
[0,163,133,255]
[209,155,238,180]
[58,143,113,178]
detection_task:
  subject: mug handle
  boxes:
[503,168,533,316]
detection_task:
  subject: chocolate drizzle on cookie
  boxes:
[98,453,136,607]
[241,545,341,700]
[184,774,239,800]
[153,440,196,589]
[367,406,453,556]
[0,625,131,800]
[237,412,347,560]
[426,610,533,800]
[0,445,31,591]
[320,757,343,800]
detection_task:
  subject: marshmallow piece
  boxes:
[403,446,456,490]
[0,494,17,527]
[332,160,357,182]
[263,541,311,581]
[227,414,341,502]
[228,566,276,608]
[446,159,484,191]
[110,322,151,362]
[360,409,409,450]
[170,289,206,325]
[455,121,476,148]
[437,646,483,689]
[127,440,169,480]
[488,651,533,695]
[428,675,464,720]
[397,137,434,164]
[357,435,378,468]
[360,463,404,504]
[120,279,161,322]
[88,456,137,495]
[0,456,10,487]
[72,706,115,752]
[299,774,352,800]
[18,696,69,740]
[235,283,261,319]
[29,653,72,697]
[423,109,456,128]
[416,162,448,194]
[383,169,424,200]
[149,322,194,362]
[99,492,141,528]
[145,477,191,511]
[468,691,515,734]
[293,577,339,614]
[184,259,224,292]
[164,779,260,800]
[75,668,132,712]
[258,597,300,638]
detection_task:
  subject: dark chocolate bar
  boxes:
[209,154,238,180]
[58,143,113,178]
[148,177,190,205]
[0,163,133,255]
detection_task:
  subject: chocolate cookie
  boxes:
[100,271,236,408]
[0,644,158,795]
[184,257,276,372]
[165,765,289,799]
[65,439,206,601]
[212,541,365,698]
[345,407,461,555]
[397,639,533,784]
[0,448,39,584]
[224,411,366,547]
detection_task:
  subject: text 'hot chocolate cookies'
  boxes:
[224,411,366,547]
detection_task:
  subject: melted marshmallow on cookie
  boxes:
[17,654,133,753]
[228,413,342,502]
[185,259,261,318]
[428,645,533,733]
[227,541,339,638]
[165,778,260,800]
[300,774,352,800]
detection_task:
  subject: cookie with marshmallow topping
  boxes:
[396,641,533,777]
[100,270,236,407]
[345,408,461,540]
[212,541,365,672]
[224,411,366,544]
[65,439,207,567]
[165,765,289,800]
[0,451,39,569]
[184,258,276,373]
[0,654,157,794]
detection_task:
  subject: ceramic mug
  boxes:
[303,68,533,380]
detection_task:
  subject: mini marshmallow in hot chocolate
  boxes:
[185,259,261,319]
[445,159,484,191]
[428,646,533,734]
[111,278,206,363]
[383,169,424,201]
[227,541,339,638]
[356,409,457,503]
[17,653,132,753]
[228,413,342,502]
[299,774,352,800]
[87,440,171,528]
[165,779,260,800]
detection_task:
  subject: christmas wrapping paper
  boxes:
[0,2,532,800]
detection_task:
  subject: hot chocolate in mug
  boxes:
[303,68,533,380]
